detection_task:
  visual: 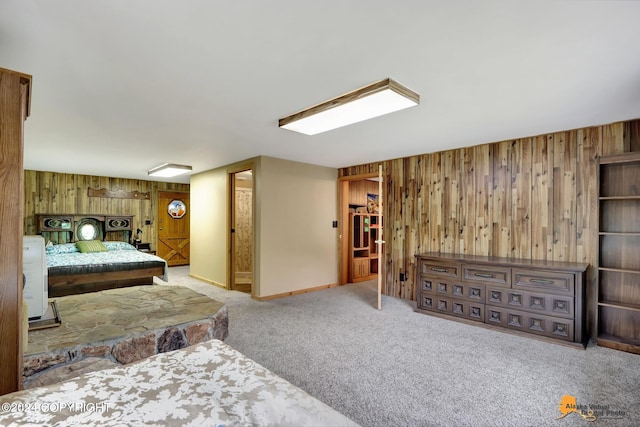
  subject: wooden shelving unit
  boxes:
[597,151,640,354]
[349,213,381,283]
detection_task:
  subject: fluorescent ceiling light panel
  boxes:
[279,78,419,135]
[148,163,192,177]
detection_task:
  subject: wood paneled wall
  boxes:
[24,170,189,249]
[234,187,253,272]
[349,179,379,206]
[340,119,640,338]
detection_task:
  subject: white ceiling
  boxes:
[3,1,640,185]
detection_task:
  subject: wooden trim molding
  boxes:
[253,283,339,301]
[87,188,150,200]
[188,273,226,290]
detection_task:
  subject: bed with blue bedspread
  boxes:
[45,241,168,297]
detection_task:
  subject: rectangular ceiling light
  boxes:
[148,163,192,177]
[279,78,419,135]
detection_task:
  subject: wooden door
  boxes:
[232,173,253,293]
[157,191,190,266]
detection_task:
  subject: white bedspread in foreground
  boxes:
[0,339,358,426]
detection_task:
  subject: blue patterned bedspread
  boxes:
[46,250,169,281]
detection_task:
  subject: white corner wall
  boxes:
[189,166,228,286]
[257,156,338,298]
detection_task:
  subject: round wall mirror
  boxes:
[76,219,103,241]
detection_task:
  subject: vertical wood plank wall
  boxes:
[348,180,379,206]
[339,119,640,337]
[24,170,189,249]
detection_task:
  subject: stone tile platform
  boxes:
[24,285,228,388]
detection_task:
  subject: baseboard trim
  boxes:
[254,283,338,301]
[188,274,227,290]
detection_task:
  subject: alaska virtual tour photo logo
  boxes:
[556,395,627,422]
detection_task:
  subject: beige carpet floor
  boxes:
[160,266,640,427]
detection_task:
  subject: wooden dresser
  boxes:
[415,253,588,348]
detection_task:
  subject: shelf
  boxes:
[598,301,640,313]
[598,233,640,271]
[599,196,640,200]
[599,232,640,236]
[598,267,640,275]
[599,151,640,165]
[596,335,640,355]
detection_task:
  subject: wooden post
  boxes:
[0,67,31,395]
[377,164,384,310]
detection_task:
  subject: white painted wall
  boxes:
[190,156,338,298]
[189,166,228,286]
[257,156,338,297]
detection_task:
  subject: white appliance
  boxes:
[23,235,48,319]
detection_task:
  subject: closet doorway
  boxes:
[338,167,384,309]
[228,168,254,294]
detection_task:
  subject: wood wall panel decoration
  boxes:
[24,171,189,250]
[87,187,151,200]
[339,119,639,339]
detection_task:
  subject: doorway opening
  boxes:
[338,168,384,309]
[229,168,253,294]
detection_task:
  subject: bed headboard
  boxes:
[36,214,134,245]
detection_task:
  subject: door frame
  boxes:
[337,171,381,286]
[227,162,255,293]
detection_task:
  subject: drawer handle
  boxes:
[474,273,495,278]
[530,279,554,285]
[431,267,448,273]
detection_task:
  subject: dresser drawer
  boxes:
[486,287,508,306]
[451,282,485,303]
[449,298,484,322]
[486,287,574,319]
[485,306,574,341]
[418,295,484,322]
[420,276,454,296]
[420,261,461,279]
[418,293,435,311]
[463,265,511,287]
[512,269,575,295]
